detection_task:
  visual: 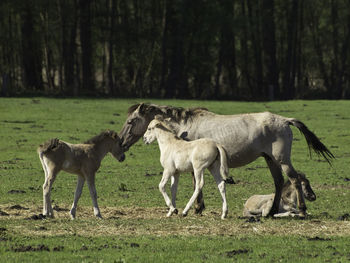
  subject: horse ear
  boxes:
[110,130,116,139]
[105,130,111,137]
[298,171,306,179]
[137,103,146,114]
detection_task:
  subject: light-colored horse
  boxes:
[120,103,334,217]
[143,118,234,219]
[243,173,316,217]
[37,130,125,219]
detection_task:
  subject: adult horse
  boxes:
[119,103,334,217]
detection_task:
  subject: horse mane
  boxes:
[38,138,60,154]
[155,121,182,140]
[127,103,210,122]
[84,130,118,144]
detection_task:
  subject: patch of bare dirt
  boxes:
[10,244,50,252]
[1,204,350,238]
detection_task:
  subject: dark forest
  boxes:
[1,0,349,100]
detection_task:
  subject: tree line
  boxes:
[1,0,350,100]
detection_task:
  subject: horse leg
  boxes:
[159,170,176,217]
[86,173,102,218]
[281,163,306,218]
[39,155,49,215]
[209,163,228,219]
[42,166,58,218]
[70,175,85,219]
[264,154,284,217]
[170,173,180,215]
[193,172,205,214]
[183,169,204,217]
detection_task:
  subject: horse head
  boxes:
[120,103,164,151]
[106,130,125,162]
[300,174,316,201]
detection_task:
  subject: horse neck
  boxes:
[155,129,178,153]
[91,138,111,161]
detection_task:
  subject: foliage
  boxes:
[0,1,350,99]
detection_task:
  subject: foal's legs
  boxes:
[209,163,228,219]
[42,164,58,217]
[85,172,102,218]
[170,173,180,215]
[193,172,205,214]
[159,169,177,217]
[70,175,85,219]
[183,169,204,217]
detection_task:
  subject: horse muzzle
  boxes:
[143,137,149,144]
[306,193,316,202]
[118,153,126,162]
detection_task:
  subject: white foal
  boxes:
[143,118,234,219]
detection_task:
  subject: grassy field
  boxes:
[0,98,350,262]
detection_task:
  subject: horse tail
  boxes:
[37,138,60,155]
[288,119,335,165]
[217,144,235,184]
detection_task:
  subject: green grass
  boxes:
[2,234,350,262]
[0,98,350,262]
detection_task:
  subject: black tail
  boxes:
[289,119,335,165]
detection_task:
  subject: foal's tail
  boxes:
[37,138,60,155]
[288,119,335,165]
[217,144,235,184]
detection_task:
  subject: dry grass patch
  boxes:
[1,203,350,238]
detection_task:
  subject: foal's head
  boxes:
[300,174,316,201]
[95,130,125,162]
[143,119,160,145]
[143,118,174,145]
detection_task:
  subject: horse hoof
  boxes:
[194,203,205,215]
[44,213,54,219]
[221,211,228,219]
[174,209,178,215]
[96,214,103,219]
[182,212,188,217]
[299,213,306,219]
[225,177,235,184]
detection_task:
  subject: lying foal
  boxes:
[37,130,125,219]
[243,173,316,218]
[143,119,234,219]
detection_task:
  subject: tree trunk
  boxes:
[247,0,264,100]
[20,1,43,91]
[240,0,253,98]
[164,1,187,98]
[79,0,95,95]
[282,0,299,99]
[106,0,117,96]
[262,0,279,100]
